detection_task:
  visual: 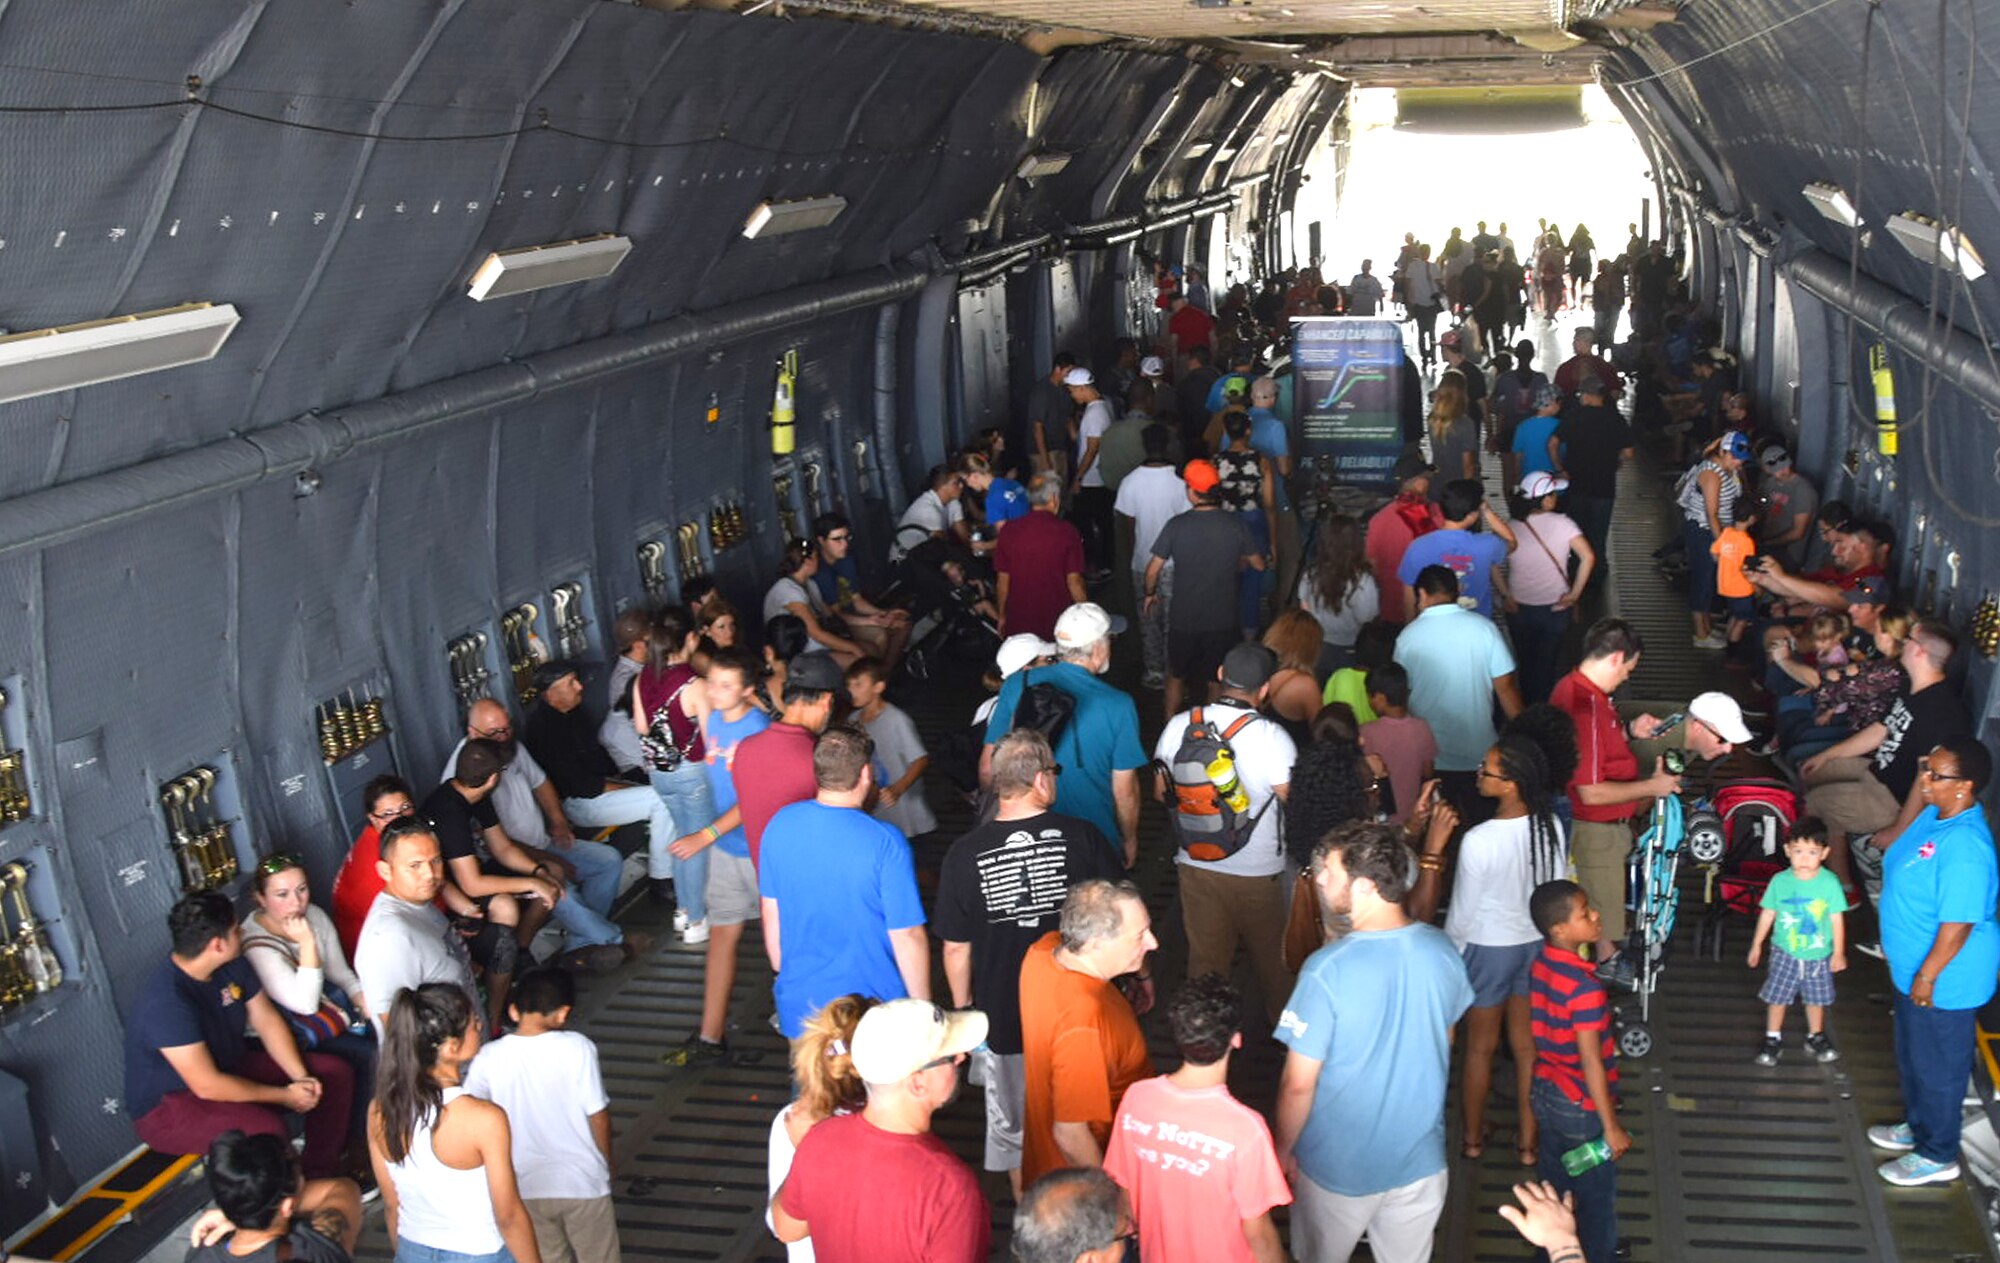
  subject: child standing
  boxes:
[1103,975,1290,1263]
[1747,817,1849,1065]
[1711,507,1759,645]
[1359,663,1437,825]
[845,657,937,839]
[1528,880,1627,1263]
[464,969,619,1263]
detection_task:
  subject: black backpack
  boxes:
[1011,669,1078,749]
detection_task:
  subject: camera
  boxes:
[1742,555,1771,572]
[1662,748,1689,776]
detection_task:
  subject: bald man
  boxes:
[443,704,640,972]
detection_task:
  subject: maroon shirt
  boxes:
[994,510,1085,641]
[780,1113,990,1263]
[734,722,818,866]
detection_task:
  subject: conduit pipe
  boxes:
[872,304,906,516]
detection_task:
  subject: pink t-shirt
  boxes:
[1103,1077,1290,1263]
[1360,715,1439,826]
[1508,512,1584,607]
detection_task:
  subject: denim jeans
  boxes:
[1775,694,1849,763]
[1682,519,1718,614]
[649,760,718,922]
[396,1238,513,1263]
[546,837,627,949]
[1531,1078,1618,1263]
[563,784,668,875]
[1566,494,1614,573]
[315,1029,378,1141]
[1510,601,1571,705]
[1893,991,1979,1164]
[1236,507,1272,634]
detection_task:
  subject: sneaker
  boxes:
[1594,954,1637,990]
[1141,672,1166,690]
[1879,1152,1960,1186]
[1754,1035,1782,1066]
[1748,733,1783,757]
[672,907,690,935]
[1805,1032,1841,1063]
[681,918,710,945]
[1853,940,1885,961]
[620,931,655,962]
[650,877,677,907]
[1692,631,1728,650]
[1868,1121,1916,1151]
[660,1034,730,1069]
[560,944,625,975]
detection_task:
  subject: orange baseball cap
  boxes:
[1184,460,1221,493]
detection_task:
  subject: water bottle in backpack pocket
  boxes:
[1160,707,1271,863]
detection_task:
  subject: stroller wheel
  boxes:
[1618,1023,1655,1059]
[1686,809,1726,864]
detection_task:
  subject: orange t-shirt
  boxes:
[1018,932,1154,1186]
[1712,526,1756,598]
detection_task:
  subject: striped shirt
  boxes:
[1530,943,1619,1109]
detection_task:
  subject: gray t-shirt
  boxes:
[601,655,646,773]
[1152,508,1257,633]
[864,703,937,837]
[1760,471,1820,570]
[353,894,478,1023]
[763,576,826,625]
[1428,415,1481,496]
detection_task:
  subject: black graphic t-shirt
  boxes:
[932,811,1126,1054]
[1874,683,1972,803]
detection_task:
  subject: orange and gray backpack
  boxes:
[1160,707,1273,863]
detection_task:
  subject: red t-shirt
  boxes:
[779,1113,990,1263]
[734,722,819,866]
[993,510,1085,641]
[1364,497,1442,625]
[1554,353,1623,399]
[1550,669,1641,823]
[1168,303,1216,351]
[1531,943,1619,1109]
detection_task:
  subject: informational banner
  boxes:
[1291,317,1405,486]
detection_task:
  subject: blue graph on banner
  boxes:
[1314,351,1395,409]
[1293,317,1404,483]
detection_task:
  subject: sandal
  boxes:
[1461,1124,1493,1160]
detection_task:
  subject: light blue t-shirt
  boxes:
[759,801,926,1037]
[1248,407,1293,509]
[1276,923,1474,1196]
[1396,529,1510,618]
[1394,603,1517,771]
[982,661,1147,844]
[1881,805,2000,1010]
[701,708,771,858]
[1513,414,1562,477]
[986,477,1029,527]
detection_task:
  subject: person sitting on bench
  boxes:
[123,893,356,1179]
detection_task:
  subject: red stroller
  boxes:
[1690,780,1800,961]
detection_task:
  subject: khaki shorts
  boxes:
[524,1196,620,1263]
[1570,818,1634,943]
[707,850,761,926]
[1803,757,1901,838]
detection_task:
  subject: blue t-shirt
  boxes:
[1394,603,1517,772]
[982,661,1147,844]
[1513,414,1562,477]
[986,478,1029,527]
[1396,529,1511,617]
[809,555,863,610]
[123,958,263,1119]
[1247,407,1292,508]
[1276,923,1475,1196]
[1881,805,2000,1010]
[702,708,772,858]
[759,801,926,1037]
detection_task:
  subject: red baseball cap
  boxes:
[1184,460,1221,493]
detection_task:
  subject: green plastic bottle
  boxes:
[1561,1138,1612,1176]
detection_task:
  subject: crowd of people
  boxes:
[117,233,1998,1263]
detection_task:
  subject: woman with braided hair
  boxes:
[1445,732,1570,1164]
[367,984,541,1263]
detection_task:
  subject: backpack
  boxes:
[1714,780,1799,867]
[1011,669,1077,750]
[1160,707,1272,863]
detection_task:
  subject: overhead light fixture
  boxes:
[466,233,633,301]
[1184,141,1214,157]
[1214,146,1238,160]
[1016,151,1073,180]
[742,195,847,239]
[1801,182,1859,228]
[1244,135,1268,148]
[1228,73,1247,88]
[0,302,241,405]
[1884,211,1986,281]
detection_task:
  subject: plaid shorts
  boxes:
[1759,946,1836,1006]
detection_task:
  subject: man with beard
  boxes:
[1275,822,1473,1263]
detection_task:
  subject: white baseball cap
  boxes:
[1518,471,1570,499]
[995,634,1055,678]
[1063,367,1095,387]
[849,999,989,1085]
[1139,355,1166,379]
[1688,691,1754,745]
[1054,602,1127,649]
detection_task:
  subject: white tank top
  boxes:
[387,1087,506,1253]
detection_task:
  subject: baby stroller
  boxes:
[1614,793,1688,1059]
[1690,780,1800,961]
[891,536,1000,680]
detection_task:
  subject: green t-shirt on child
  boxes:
[1760,868,1850,961]
[1321,668,1378,725]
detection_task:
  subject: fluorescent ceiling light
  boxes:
[1801,182,1859,228]
[466,234,633,302]
[0,302,240,405]
[1184,141,1214,157]
[1016,151,1073,180]
[742,195,847,240]
[1884,212,1986,281]
[1214,147,1238,160]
